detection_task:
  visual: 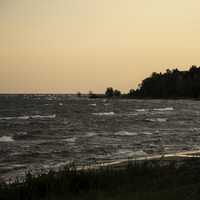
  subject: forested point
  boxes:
[88,66,200,99]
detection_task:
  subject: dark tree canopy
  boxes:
[113,89,121,97]
[133,66,200,98]
[105,87,122,98]
[105,87,114,97]
[88,66,200,99]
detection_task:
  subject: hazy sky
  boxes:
[1,0,200,93]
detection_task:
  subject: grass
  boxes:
[1,158,200,200]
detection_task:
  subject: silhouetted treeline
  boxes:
[89,87,123,98]
[134,66,200,98]
[88,66,200,99]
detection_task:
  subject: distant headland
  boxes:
[80,65,200,99]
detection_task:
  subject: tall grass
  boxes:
[1,158,200,200]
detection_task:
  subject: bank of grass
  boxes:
[1,158,200,200]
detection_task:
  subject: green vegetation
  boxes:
[1,158,200,200]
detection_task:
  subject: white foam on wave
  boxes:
[146,118,167,122]
[114,131,138,136]
[63,137,77,142]
[153,107,174,111]
[142,131,153,135]
[136,109,148,112]
[86,132,99,137]
[89,103,97,106]
[16,132,28,136]
[191,128,200,131]
[0,136,14,142]
[0,114,56,120]
[0,117,13,120]
[18,116,30,120]
[92,112,115,116]
[117,149,147,157]
[46,96,57,101]
[0,116,29,120]
[53,161,72,169]
[31,114,56,119]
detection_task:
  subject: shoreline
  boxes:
[75,149,200,171]
[1,150,200,200]
[3,149,200,183]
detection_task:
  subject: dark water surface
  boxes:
[0,95,200,180]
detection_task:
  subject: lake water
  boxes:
[0,95,200,181]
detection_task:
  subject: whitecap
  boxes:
[63,137,76,142]
[46,96,56,101]
[17,116,29,120]
[115,131,138,136]
[0,136,14,142]
[191,128,200,131]
[146,118,167,122]
[0,116,29,120]
[16,132,27,136]
[30,114,56,119]
[117,149,147,157]
[0,117,13,120]
[153,107,174,111]
[53,161,72,169]
[89,103,97,106]
[136,109,148,112]
[0,115,56,121]
[92,112,115,116]
[142,132,153,135]
[85,132,98,137]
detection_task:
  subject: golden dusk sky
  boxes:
[1,0,200,93]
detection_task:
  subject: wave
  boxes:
[114,131,138,136]
[0,116,29,120]
[16,132,28,136]
[92,112,115,116]
[142,132,153,135]
[89,103,97,106]
[146,118,167,122]
[17,116,29,120]
[0,114,56,121]
[0,136,14,142]
[116,149,147,157]
[52,161,72,169]
[63,137,77,142]
[191,128,200,131]
[30,114,56,119]
[136,109,148,112]
[85,132,99,137]
[153,107,174,111]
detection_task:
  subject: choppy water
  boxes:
[0,95,200,181]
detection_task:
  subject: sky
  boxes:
[1,0,200,93]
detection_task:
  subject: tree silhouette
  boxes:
[131,66,200,98]
[105,87,114,97]
[113,89,121,97]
